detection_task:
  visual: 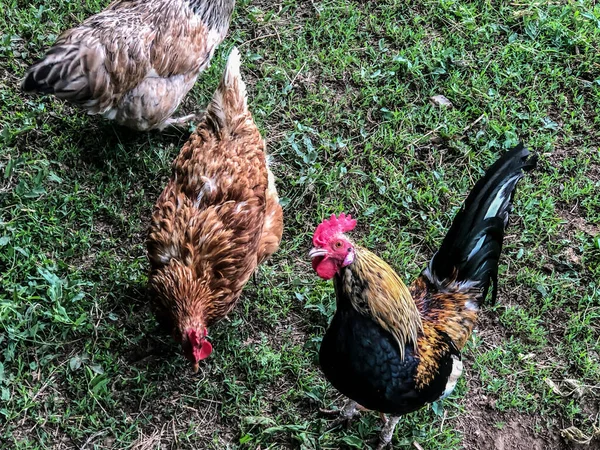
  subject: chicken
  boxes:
[21,0,235,131]
[147,47,283,371]
[309,145,537,449]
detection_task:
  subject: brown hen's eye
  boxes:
[335,241,342,248]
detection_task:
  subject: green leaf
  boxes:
[90,364,104,375]
[239,434,253,444]
[38,267,61,287]
[90,375,109,395]
[47,172,63,183]
[341,436,364,448]
[243,416,276,426]
[69,356,82,371]
[536,284,548,297]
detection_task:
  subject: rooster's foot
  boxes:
[320,400,361,429]
[375,415,401,450]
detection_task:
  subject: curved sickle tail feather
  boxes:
[206,47,248,135]
[424,144,537,304]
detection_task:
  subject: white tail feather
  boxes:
[484,174,521,220]
[223,47,244,95]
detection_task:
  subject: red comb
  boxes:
[313,213,357,246]
[188,329,200,347]
[187,328,207,347]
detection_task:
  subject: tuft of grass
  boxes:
[1,0,599,449]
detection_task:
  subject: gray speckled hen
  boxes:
[21,0,235,131]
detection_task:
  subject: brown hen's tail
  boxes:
[206,47,249,135]
[423,144,537,304]
[21,44,96,105]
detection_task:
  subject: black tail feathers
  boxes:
[21,62,53,93]
[21,47,69,94]
[425,144,537,304]
[21,46,90,102]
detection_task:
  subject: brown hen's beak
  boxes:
[309,248,327,259]
[192,362,199,373]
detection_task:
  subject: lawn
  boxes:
[1,0,599,448]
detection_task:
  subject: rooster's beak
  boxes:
[192,362,199,373]
[308,248,327,259]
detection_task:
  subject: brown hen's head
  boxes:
[181,327,213,373]
[309,213,357,280]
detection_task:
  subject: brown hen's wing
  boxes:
[204,47,283,264]
[22,0,232,129]
[257,165,283,265]
[147,183,198,272]
[171,47,268,209]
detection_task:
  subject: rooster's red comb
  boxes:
[313,213,357,246]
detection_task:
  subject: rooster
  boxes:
[147,47,283,371]
[309,145,537,449]
[21,0,235,131]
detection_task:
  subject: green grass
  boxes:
[1,0,600,448]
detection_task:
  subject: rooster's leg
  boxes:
[320,399,361,429]
[375,415,401,450]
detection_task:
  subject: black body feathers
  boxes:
[319,274,457,414]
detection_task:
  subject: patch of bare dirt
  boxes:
[459,411,567,450]
[557,204,600,237]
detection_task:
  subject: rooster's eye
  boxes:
[334,241,342,248]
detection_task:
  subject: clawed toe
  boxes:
[320,400,360,430]
[321,402,401,448]
[319,407,341,415]
[375,439,391,450]
[330,412,360,429]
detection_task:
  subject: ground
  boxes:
[1,0,599,449]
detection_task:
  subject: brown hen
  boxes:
[147,47,283,371]
[21,0,235,131]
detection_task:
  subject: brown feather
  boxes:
[342,246,422,360]
[258,166,284,264]
[147,48,282,346]
[410,275,479,388]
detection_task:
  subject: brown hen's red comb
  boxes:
[313,213,357,246]
[188,329,201,347]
